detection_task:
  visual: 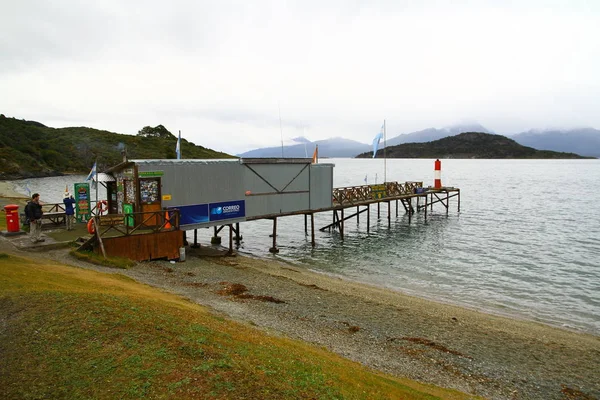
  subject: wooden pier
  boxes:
[84,181,459,260]
[245,181,460,253]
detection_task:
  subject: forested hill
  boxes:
[0,114,234,180]
[357,132,593,159]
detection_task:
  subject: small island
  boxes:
[356,132,594,159]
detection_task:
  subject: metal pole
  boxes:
[383,119,387,184]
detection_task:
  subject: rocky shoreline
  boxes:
[29,246,600,400]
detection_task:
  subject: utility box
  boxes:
[4,204,20,232]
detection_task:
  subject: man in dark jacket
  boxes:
[24,193,44,243]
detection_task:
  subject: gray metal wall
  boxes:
[131,159,334,227]
[136,160,243,207]
[309,164,334,210]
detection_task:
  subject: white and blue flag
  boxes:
[176,131,181,159]
[372,125,384,158]
[86,162,97,182]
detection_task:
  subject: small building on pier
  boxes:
[103,158,334,230]
[89,158,458,261]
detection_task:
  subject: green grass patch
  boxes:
[0,254,476,400]
[69,249,136,269]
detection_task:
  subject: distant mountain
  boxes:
[511,128,600,158]
[385,123,493,147]
[237,123,494,158]
[237,137,369,158]
[356,132,592,159]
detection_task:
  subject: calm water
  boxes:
[10,159,600,334]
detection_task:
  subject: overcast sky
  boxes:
[1,1,599,155]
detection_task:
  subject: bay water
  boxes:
[9,159,600,334]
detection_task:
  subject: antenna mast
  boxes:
[279,103,284,157]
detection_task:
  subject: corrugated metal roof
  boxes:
[95,172,116,182]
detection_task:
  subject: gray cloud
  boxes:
[1,1,599,154]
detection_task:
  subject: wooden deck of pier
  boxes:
[245,181,460,253]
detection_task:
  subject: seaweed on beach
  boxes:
[217,282,285,304]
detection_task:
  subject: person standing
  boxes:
[63,192,76,231]
[25,193,44,243]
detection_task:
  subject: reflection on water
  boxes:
[7,159,600,334]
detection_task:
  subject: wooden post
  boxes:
[367,204,370,232]
[304,214,308,235]
[94,217,106,259]
[387,201,391,227]
[377,202,380,219]
[340,208,344,240]
[191,229,200,248]
[408,198,412,224]
[228,224,233,255]
[446,192,449,215]
[269,218,279,253]
[425,194,428,221]
[234,222,241,245]
[356,206,360,224]
[395,199,398,217]
[311,213,315,247]
[458,189,461,212]
[211,225,221,244]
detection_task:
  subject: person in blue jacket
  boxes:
[63,192,76,231]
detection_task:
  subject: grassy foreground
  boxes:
[0,253,474,399]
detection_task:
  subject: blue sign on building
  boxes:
[209,200,245,222]
[172,204,209,225]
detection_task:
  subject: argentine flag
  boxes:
[86,162,97,181]
[176,131,181,160]
[372,125,384,158]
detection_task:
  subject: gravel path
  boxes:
[2,238,599,400]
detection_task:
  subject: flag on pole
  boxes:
[176,131,181,160]
[86,162,97,182]
[372,125,384,158]
[311,145,318,164]
[86,161,97,189]
[364,174,367,184]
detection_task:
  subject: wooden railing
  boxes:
[332,181,423,206]
[94,209,180,237]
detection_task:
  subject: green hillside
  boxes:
[357,132,592,159]
[0,114,234,180]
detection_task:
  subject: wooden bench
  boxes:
[42,211,66,225]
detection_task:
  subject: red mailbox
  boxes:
[4,204,20,233]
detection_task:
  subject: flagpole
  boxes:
[383,119,387,183]
[94,158,98,216]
